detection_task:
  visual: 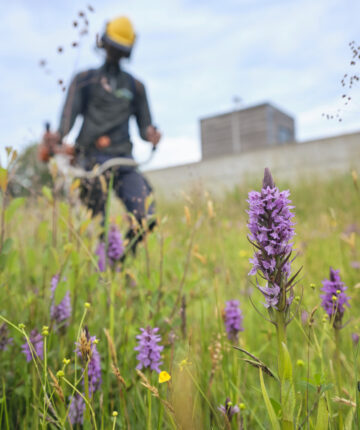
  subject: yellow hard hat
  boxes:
[102,16,136,54]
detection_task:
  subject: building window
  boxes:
[277,126,293,144]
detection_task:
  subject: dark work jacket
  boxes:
[57,62,152,158]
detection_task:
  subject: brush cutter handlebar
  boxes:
[40,123,156,179]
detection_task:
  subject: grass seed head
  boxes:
[78,328,92,361]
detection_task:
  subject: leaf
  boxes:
[234,346,277,378]
[259,368,281,430]
[10,149,18,163]
[50,247,60,269]
[70,250,80,267]
[320,383,334,394]
[5,197,25,222]
[70,178,81,193]
[297,380,318,393]
[54,279,68,306]
[279,342,295,424]
[270,397,282,416]
[42,186,53,203]
[1,238,13,255]
[0,253,8,270]
[313,373,323,386]
[344,408,354,430]
[0,167,8,192]
[86,273,100,292]
[79,218,92,235]
[315,394,328,430]
[37,220,50,243]
[279,342,293,381]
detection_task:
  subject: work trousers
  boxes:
[79,165,155,222]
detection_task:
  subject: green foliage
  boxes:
[279,341,296,426]
[259,368,281,430]
[315,395,328,430]
[0,172,359,428]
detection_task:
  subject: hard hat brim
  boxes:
[102,33,133,53]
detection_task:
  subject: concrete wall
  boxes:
[145,131,360,199]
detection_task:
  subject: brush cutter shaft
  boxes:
[54,148,155,180]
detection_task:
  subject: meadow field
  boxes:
[1,156,360,429]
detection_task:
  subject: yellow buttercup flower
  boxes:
[179,358,192,371]
[158,371,171,383]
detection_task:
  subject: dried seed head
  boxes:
[49,368,65,403]
[207,200,215,218]
[209,336,223,371]
[78,328,92,361]
[104,329,117,365]
[112,364,127,388]
[184,205,191,225]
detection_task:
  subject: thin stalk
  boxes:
[112,415,117,430]
[62,377,97,430]
[104,173,114,271]
[306,323,311,430]
[0,190,6,253]
[74,307,89,388]
[1,379,9,430]
[156,233,164,310]
[157,398,164,430]
[169,221,199,320]
[143,231,151,279]
[32,366,39,430]
[334,328,343,428]
[275,311,293,430]
[52,198,57,247]
[353,338,360,428]
[109,276,116,344]
[185,367,218,417]
[42,336,48,429]
[68,195,73,242]
[84,364,91,422]
[147,388,152,430]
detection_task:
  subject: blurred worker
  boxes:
[39,16,161,257]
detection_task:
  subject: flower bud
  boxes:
[56,370,65,379]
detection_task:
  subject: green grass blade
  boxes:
[259,368,280,430]
[315,394,328,430]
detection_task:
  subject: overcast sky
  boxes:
[0,0,359,170]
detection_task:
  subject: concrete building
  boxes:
[200,102,295,160]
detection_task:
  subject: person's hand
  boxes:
[42,131,61,151]
[38,131,61,162]
[146,125,161,148]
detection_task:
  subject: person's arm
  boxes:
[38,72,89,163]
[133,80,161,146]
[57,72,85,139]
